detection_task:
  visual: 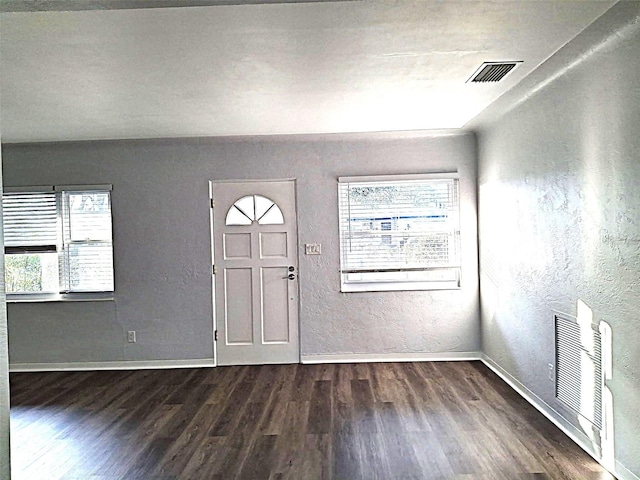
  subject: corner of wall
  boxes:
[0,145,11,479]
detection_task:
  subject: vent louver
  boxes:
[554,313,603,431]
[468,61,521,83]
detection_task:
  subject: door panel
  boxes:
[224,233,251,259]
[260,232,288,258]
[212,180,299,366]
[261,266,290,344]
[224,268,253,345]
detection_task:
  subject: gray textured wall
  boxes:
[2,131,479,365]
[477,4,640,477]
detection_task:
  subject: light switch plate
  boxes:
[305,243,322,255]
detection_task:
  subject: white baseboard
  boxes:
[301,351,481,364]
[9,358,216,372]
[10,352,482,371]
[615,461,640,480]
[481,354,638,480]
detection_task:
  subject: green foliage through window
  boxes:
[4,253,59,293]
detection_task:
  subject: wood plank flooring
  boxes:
[9,361,616,480]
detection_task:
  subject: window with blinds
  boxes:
[338,174,460,292]
[3,191,59,294]
[2,186,114,297]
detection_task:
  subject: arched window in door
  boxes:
[225,195,285,226]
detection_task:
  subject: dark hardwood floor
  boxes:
[9,361,615,480]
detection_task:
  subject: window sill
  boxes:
[7,292,115,303]
[341,280,460,293]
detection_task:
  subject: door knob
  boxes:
[283,273,296,280]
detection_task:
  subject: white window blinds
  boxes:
[61,191,114,292]
[2,192,58,250]
[338,175,460,291]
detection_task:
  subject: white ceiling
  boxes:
[0,0,616,143]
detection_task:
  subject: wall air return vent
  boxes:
[554,313,604,431]
[467,61,522,83]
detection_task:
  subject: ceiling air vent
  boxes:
[467,61,522,83]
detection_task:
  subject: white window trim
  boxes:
[3,184,114,303]
[4,185,113,193]
[338,172,461,293]
[338,172,459,183]
[7,292,114,303]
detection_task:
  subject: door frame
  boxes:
[209,178,301,367]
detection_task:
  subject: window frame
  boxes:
[338,173,461,293]
[3,184,115,303]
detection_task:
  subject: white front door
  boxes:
[211,180,299,366]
